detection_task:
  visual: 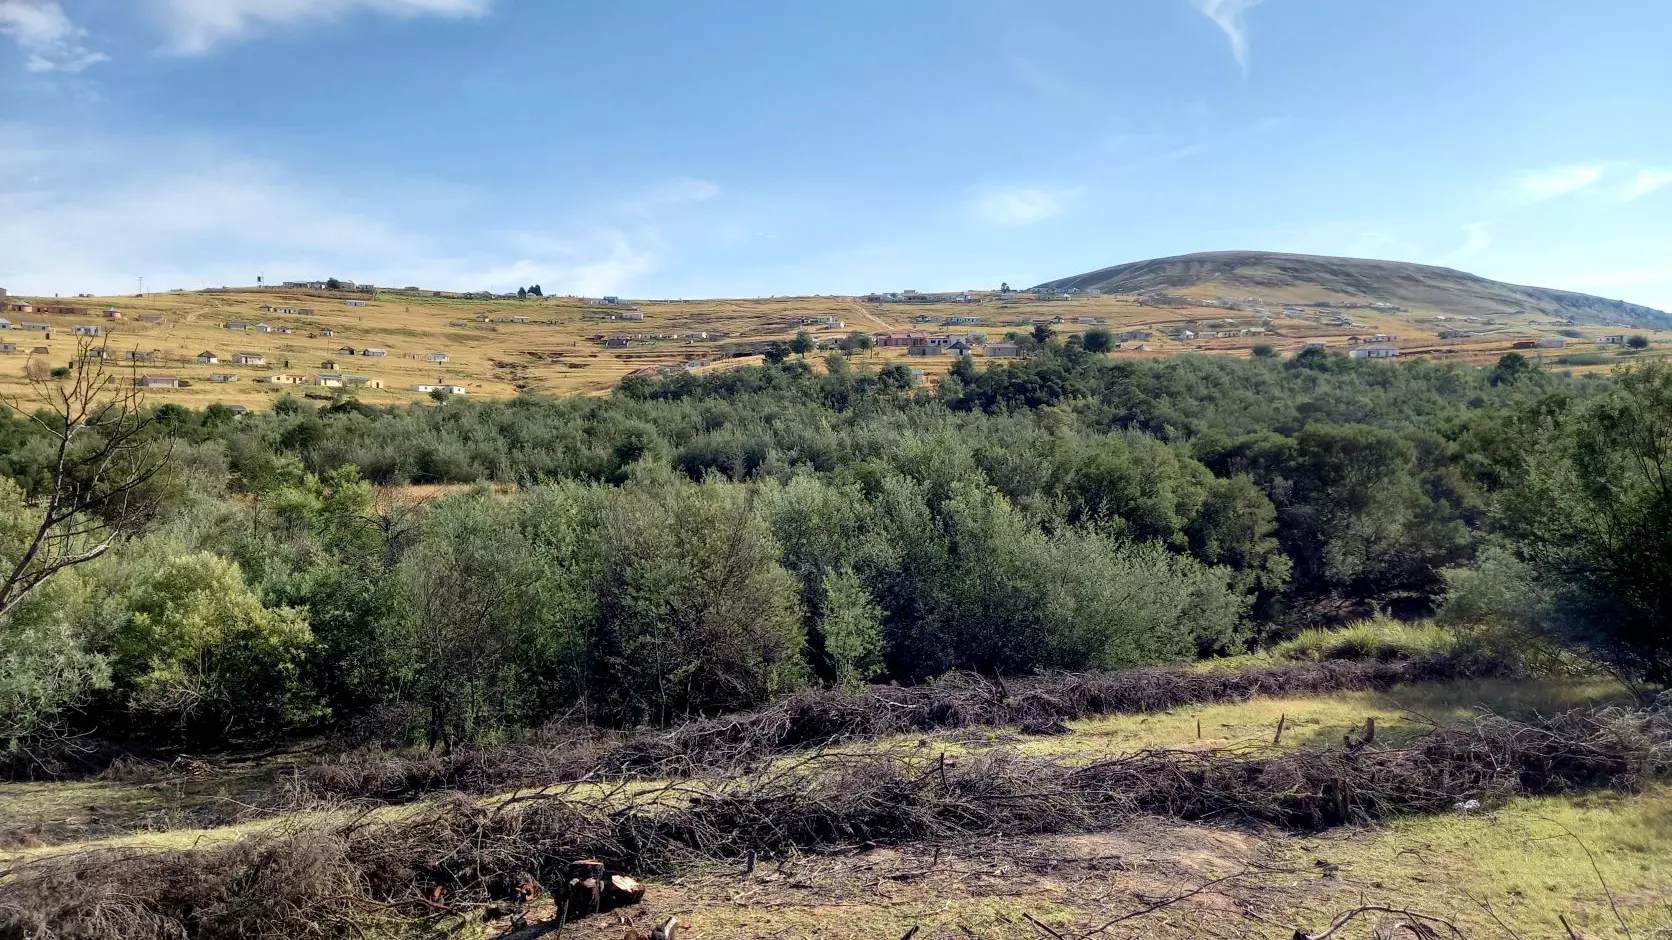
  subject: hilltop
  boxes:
[1034,251,1672,329]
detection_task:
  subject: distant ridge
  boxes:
[1034,251,1672,330]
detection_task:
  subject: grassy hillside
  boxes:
[0,278,1667,408]
[1034,251,1672,329]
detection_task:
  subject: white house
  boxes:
[425,351,449,363]
[197,351,220,364]
[1536,336,1566,349]
[72,324,102,336]
[412,383,467,395]
[1349,345,1400,360]
[1601,334,1626,344]
[233,351,266,365]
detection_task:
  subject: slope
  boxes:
[1035,251,1672,329]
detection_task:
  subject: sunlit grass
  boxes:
[1296,786,1672,938]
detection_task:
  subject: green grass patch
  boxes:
[1299,786,1672,937]
[1272,617,1458,663]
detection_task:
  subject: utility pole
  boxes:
[138,276,145,297]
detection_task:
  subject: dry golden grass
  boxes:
[4,285,1663,408]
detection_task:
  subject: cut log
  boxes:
[650,915,679,940]
[603,873,645,909]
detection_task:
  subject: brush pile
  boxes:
[303,652,1510,800]
[6,694,1665,940]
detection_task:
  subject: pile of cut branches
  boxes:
[304,652,1512,801]
[6,696,1664,940]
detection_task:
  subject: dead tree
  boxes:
[0,335,169,618]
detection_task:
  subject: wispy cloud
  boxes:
[972,186,1072,227]
[1510,163,1672,205]
[618,177,721,217]
[1188,0,1262,72]
[1622,169,1672,202]
[1514,164,1605,203]
[0,0,108,72]
[1445,222,1492,263]
[0,128,695,297]
[152,0,497,54]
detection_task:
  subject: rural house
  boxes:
[360,347,387,357]
[319,328,335,336]
[30,346,49,355]
[1536,336,1566,348]
[233,351,266,365]
[1601,334,1626,344]
[72,324,102,336]
[1349,345,1400,360]
[138,313,164,324]
[138,374,179,389]
[0,318,10,329]
[260,374,302,385]
[412,383,467,395]
[983,342,1020,357]
[104,308,121,320]
[20,321,48,331]
[321,359,340,370]
[126,349,159,362]
[209,373,239,383]
[224,320,249,330]
[345,299,368,307]
[0,343,15,353]
[197,351,219,364]
[337,345,356,356]
[425,351,449,362]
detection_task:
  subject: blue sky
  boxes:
[2,1,1670,306]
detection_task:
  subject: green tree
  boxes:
[1490,352,1534,386]
[1492,362,1672,681]
[591,481,806,723]
[789,330,816,358]
[112,552,315,734]
[1083,328,1114,353]
[517,287,528,300]
[326,277,343,290]
[1627,334,1651,350]
[1251,343,1277,359]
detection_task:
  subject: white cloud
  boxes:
[1622,169,1672,202]
[972,186,1069,227]
[1514,164,1604,203]
[152,0,496,54]
[0,0,108,72]
[1446,221,1492,262]
[1188,0,1262,72]
[0,130,686,297]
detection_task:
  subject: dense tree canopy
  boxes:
[1,346,1662,754]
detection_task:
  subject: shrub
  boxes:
[1272,617,1457,663]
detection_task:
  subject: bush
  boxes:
[1272,617,1458,663]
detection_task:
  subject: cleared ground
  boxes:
[4,675,1664,939]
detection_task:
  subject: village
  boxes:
[0,279,1662,408]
